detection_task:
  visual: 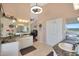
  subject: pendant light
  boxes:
[31,3,43,14]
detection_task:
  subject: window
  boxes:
[66,23,79,32]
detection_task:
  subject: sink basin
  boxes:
[58,43,75,52]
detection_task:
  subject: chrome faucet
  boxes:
[72,43,79,50]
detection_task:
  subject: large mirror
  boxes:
[0,16,31,37]
[16,21,31,35]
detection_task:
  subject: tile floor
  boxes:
[19,41,57,56]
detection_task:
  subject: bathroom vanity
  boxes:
[17,35,33,49]
[1,42,19,56]
[0,35,33,56]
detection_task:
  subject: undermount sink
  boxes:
[58,43,75,52]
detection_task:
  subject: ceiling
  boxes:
[1,3,79,22]
[2,3,31,20]
[2,3,47,20]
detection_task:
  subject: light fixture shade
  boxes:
[18,19,29,23]
[77,18,79,21]
[73,3,79,10]
[12,19,16,23]
[31,6,43,14]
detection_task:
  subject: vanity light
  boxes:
[17,24,24,26]
[22,20,24,22]
[18,19,23,22]
[12,20,16,23]
[24,20,29,23]
[18,19,29,23]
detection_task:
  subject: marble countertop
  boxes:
[0,35,33,44]
[53,41,77,56]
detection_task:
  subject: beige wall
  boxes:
[36,3,79,42]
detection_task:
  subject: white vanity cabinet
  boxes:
[18,35,33,49]
[1,42,19,56]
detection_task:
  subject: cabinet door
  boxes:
[1,42,19,56]
[19,36,33,49]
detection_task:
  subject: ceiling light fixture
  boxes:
[31,3,43,14]
[12,19,16,23]
[73,3,79,10]
[77,18,79,21]
[17,24,24,26]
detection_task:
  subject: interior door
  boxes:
[46,18,63,46]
